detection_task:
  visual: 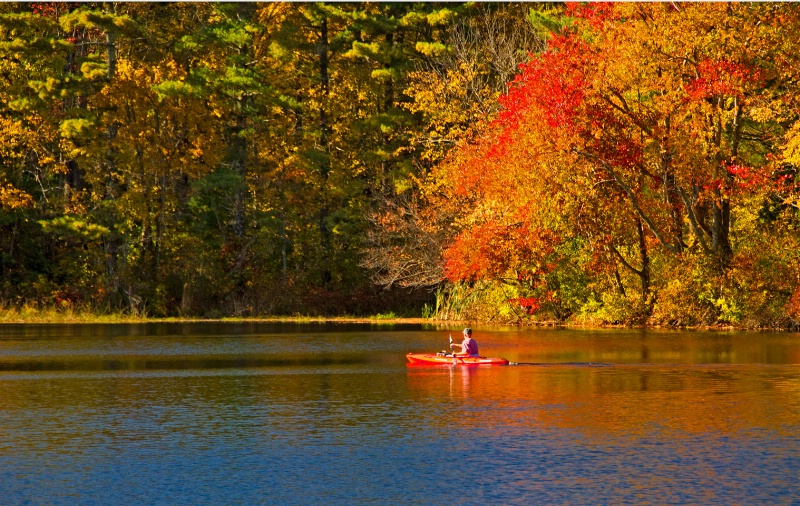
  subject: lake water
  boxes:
[0,323,799,504]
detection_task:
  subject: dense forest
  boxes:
[0,3,798,328]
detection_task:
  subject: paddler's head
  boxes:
[462,327,472,337]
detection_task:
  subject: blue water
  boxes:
[0,324,798,504]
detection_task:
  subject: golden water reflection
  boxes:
[0,324,798,503]
[407,364,800,437]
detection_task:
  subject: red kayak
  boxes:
[406,352,509,366]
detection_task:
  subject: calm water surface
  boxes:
[0,323,799,504]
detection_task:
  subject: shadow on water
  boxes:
[0,321,438,340]
[0,355,371,372]
[509,361,615,367]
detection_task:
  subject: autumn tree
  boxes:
[429,3,800,325]
[362,4,545,295]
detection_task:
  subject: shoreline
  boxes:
[0,313,795,331]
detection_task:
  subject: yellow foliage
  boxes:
[782,121,800,166]
[0,118,30,160]
[0,184,33,209]
[404,64,499,164]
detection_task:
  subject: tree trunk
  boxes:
[318,15,332,286]
[106,29,116,80]
[710,107,735,270]
[231,132,247,239]
[636,217,651,310]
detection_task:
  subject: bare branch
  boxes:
[675,184,712,254]
[361,189,457,289]
[574,148,680,253]
[609,245,642,276]
[601,89,653,137]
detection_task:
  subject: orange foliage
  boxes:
[498,35,589,132]
[685,59,767,101]
[431,3,800,323]
[443,219,559,283]
[785,287,800,320]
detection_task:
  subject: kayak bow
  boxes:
[406,352,509,366]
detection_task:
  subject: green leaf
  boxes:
[38,216,110,241]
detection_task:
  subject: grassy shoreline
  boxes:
[3,300,798,330]
[1,308,794,331]
[0,309,441,326]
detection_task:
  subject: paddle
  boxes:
[449,334,464,366]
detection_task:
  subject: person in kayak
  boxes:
[450,328,479,357]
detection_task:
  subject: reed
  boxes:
[433,281,524,323]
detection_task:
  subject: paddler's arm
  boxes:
[449,342,465,354]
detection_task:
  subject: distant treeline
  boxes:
[0,3,540,317]
[1,3,799,327]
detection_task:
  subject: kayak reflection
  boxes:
[405,363,484,399]
[449,364,476,398]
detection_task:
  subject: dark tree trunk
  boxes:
[318,15,332,286]
[636,217,651,309]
